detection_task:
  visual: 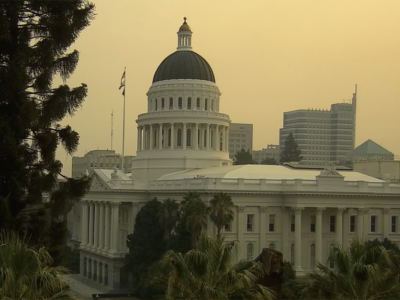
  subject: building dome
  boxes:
[152,51,215,83]
[178,17,191,32]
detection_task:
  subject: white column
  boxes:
[215,125,219,151]
[94,202,100,250]
[195,123,199,150]
[222,126,226,151]
[238,206,245,260]
[88,202,94,249]
[110,202,121,253]
[336,208,345,246]
[139,126,143,151]
[383,208,391,238]
[315,207,325,264]
[137,127,141,152]
[225,127,229,151]
[159,124,163,150]
[259,206,267,253]
[293,207,304,275]
[81,201,89,249]
[183,123,187,150]
[104,202,111,253]
[357,208,364,239]
[99,202,105,250]
[206,124,210,150]
[170,123,174,150]
[149,124,153,150]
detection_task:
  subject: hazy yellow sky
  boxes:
[57,0,400,176]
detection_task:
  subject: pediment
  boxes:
[89,173,109,191]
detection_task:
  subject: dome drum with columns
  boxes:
[132,19,231,182]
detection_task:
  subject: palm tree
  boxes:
[158,198,179,246]
[0,230,75,300]
[207,192,234,238]
[145,234,275,300]
[182,192,207,248]
[286,239,400,300]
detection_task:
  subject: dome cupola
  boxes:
[152,18,215,83]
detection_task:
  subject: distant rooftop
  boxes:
[284,163,352,171]
[348,139,393,156]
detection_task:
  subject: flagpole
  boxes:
[122,67,126,173]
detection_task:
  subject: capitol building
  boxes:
[71,19,400,290]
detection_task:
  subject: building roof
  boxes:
[152,51,215,83]
[178,17,191,32]
[157,164,383,182]
[348,139,393,156]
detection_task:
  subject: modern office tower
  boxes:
[279,86,357,165]
[228,123,253,159]
[72,150,134,178]
[252,144,280,164]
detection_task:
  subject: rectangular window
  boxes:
[392,216,397,233]
[187,98,192,109]
[371,215,376,233]
[291,215,295,232]
[196,98,200,108]
[310,215,315,232]
[155,99,158,111]
[247,214,254,232]
[330,216,336,233]
[269,214,275,232]
[205,98,208,110]
[100,163,103,167]
[178,97,182,109]
[161,98,165,109]
[169,98,173,109]
[350,215,356,232]
[224,221,231,232]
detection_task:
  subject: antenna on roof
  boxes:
[111,110,114,150]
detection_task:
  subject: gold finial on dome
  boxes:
[179,17,191,32]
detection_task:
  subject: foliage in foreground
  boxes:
[284,239,400,300]
[0,0,95,263]
[280,132,302,163]
[142,234,275,300]
[0,230,75,300]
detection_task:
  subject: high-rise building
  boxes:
[228,123,253,159]
[72,150,134,178]
[279,87,357,165]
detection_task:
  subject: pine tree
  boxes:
[280,133,302,163]
[0,1,95,263]
[234,148,256,165]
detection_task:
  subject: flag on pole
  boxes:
[119,71,125,96]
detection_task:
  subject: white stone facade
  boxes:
[73,167,400,289]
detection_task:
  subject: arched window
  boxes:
[88,259,92,279]
[269,242,276,250]
[178,97,182,109]
[161,98,165,109]
[169,97,173,109]
[83,258,87,276]
[247,243,254,260]
[99,262,103,283]
[329,244,335,268]
[187,97,192,109]
[310,244,315,268]
[168,129,171,147]
[187,128,191,146]
[177,129,182,146]
[290,244,295,266]
[155,99,158,111]
[205,98,208,110]
[104,264,109,286]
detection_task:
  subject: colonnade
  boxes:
[137,123,229,152]
[80,200,121,254]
